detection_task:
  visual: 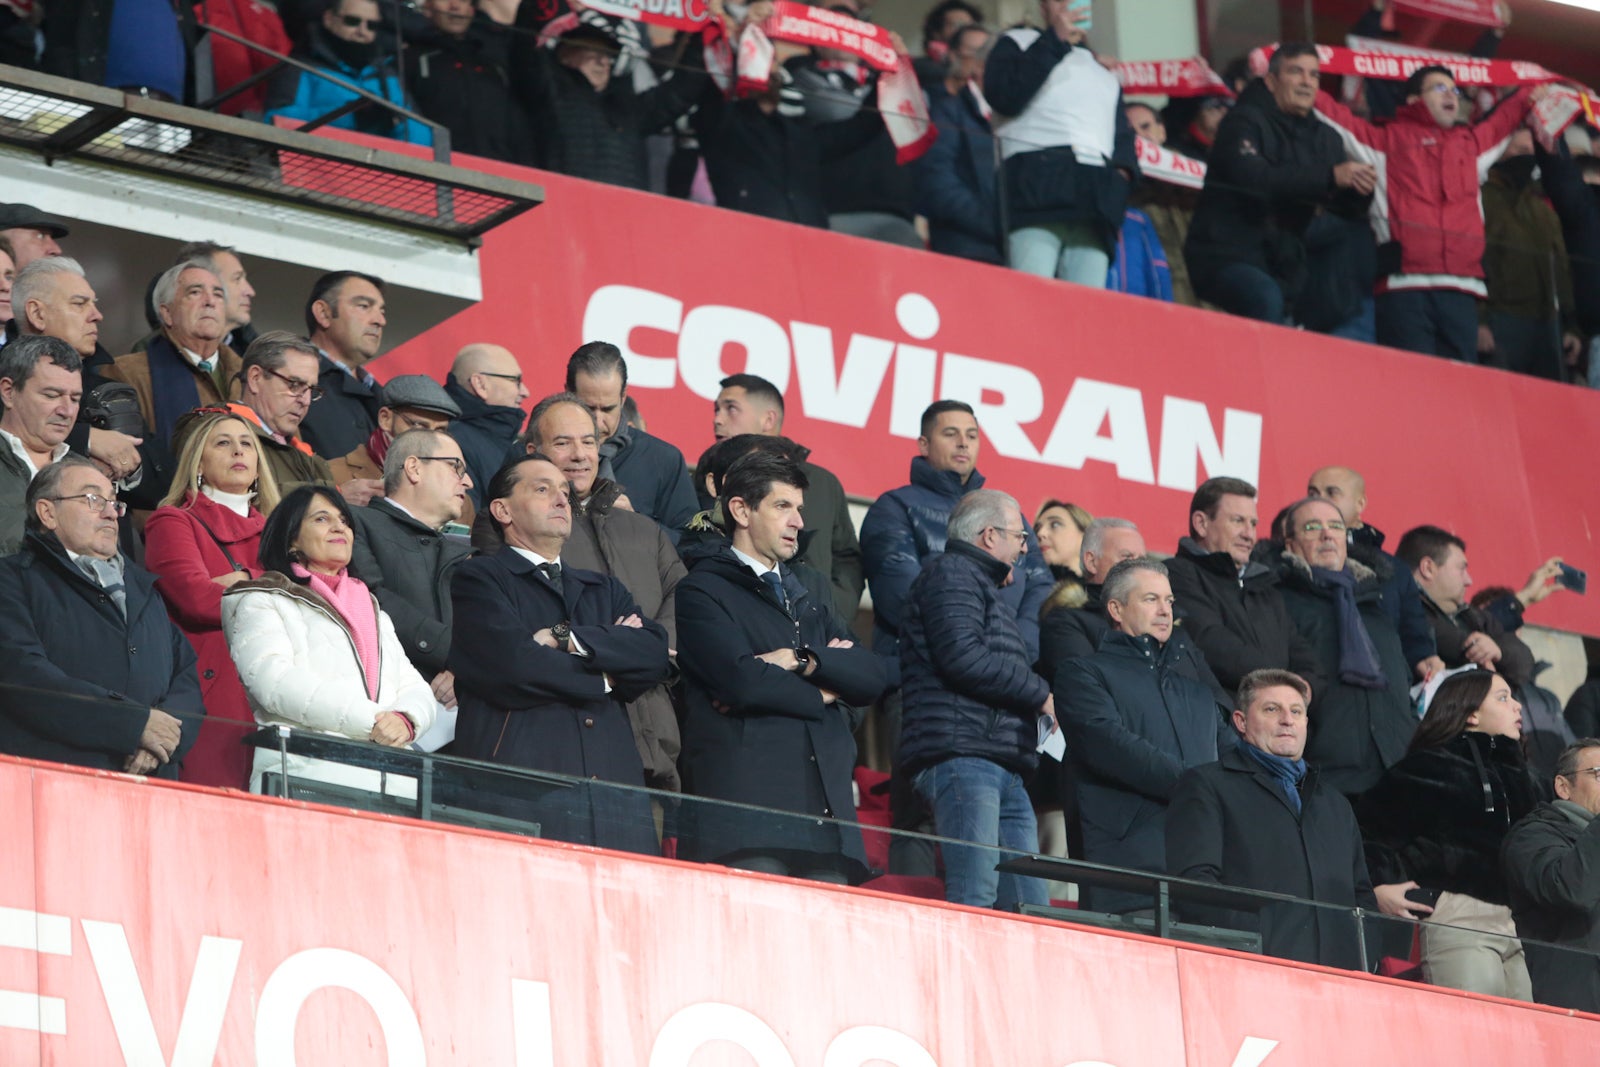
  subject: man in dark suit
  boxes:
[675,451,888,883]
[449,455,672,853]
[0,454,200,776]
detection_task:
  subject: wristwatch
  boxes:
[793,646,815,673]
[551,621,572,653]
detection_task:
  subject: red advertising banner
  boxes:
[365,152,1600,638]
[1393,0,1504,29]
[1,756,1595,1064]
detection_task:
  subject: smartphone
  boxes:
[1404,886,1441,908]
[1068,0,1092,31]
[1559,562,1588,596]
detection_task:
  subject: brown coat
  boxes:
[103,333,242,442]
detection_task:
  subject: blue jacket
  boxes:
[914,83,1002,265]
[1057,629,1224,912]
[1106,208,1174,300]
[0,531,202,777]
[898,540,1051,779]
[606,425,698,537]
[861,456,1052,672]
[264,25,433,146]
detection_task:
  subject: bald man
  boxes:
[444,343,530,507]
[1307,465,1442,680]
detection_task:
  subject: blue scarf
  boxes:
[1310,564,1389,690]
[1240,737,1308,814]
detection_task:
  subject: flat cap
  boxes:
[0,203,71,237]
[379,374,460,418]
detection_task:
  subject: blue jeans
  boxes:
[1008,222,1110,287]
[912,757,1048,911]
[1376,289,1478,361]
[1192,261,1286,324]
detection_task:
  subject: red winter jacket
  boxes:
[195,0,293,116]
[1313,88,1533,294]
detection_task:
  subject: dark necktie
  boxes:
[538,561,564,595]
[760,570,789,614]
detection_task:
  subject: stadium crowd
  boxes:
[2,0,1600,1019]
[0,0,1597,379]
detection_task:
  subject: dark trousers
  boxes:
[1488,311,1564,381]
[1376,289,1479,362]
[1192,261,1286,324]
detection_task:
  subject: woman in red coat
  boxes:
[144,408,282,788]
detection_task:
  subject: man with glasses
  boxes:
[1503,738,1600,1013]
[1056,558,1223,913]
[897,489,1056,910]
[328,374,460,510]
[264,0,432,146]
[0,454,201,777]
[1272,496,1415,797]
[444,342,529,510]
[348,428,474,715]
[1311,65,1550,360]
[229,330,339,492]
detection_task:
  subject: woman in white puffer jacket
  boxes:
[222,485,436,795]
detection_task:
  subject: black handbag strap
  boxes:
[188,508,249,574]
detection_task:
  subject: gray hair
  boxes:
[948,488,1021,545]
[1080,516,1139,573]
[0,333,82,389]
[240,329,319,378]
[1102,557,1167,606]
[152,259,222,317]
[12,256,86,323]
[521,391,597,450]
[383,428,454,495]
[24,453,100,533]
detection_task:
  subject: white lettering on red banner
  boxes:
[762,0,899,72]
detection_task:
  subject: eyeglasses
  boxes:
[988,526,1028,544]
[478,371,524,386]
[1424,83,1463,98]
[417,456,468,478]
[1299,520,1347,535]
[340,14,381,28]
[266,368,323,401]
[1566,766,1600,783]
[50,492,126,517]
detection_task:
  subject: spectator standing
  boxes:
[1184,44,1374,325]
[898,489,1055,910]
[1481,130,1582,380]
[1358,669,1538,998]
[1311,67,1546,362]
[1307,464,1441,679]
[405,0,536,165]
[143,409,281,789]
[1164,477,1323,695]
[985,0,1136,286]
[443,342,529,510]
[229,331,338,491]
[519,394,686,793]
[711,372,863,620]
[915,23,1002,265]
[1123,102,1198,306]
[1164,93,1228,163]
[0,336,84,555]
[222,484,437,792]
[1166,669,1383,968]
[43,0,187,102]
[346,428,473,708]
[1105,206,1173,300]
[297,271,386,469]
[198,0,295,117]
[676,452,888,883]
[1502,738,1600,1013]
[264,0,433,145]
[450,456,672,852]
[1396,525,1535,690]
[326,373,459,505]
[105,261,239,455]
[1056,558,1221,912]
[912,0,981,91]
[0,455,200,777]
[1272,496,1415,796]
[564,342,698,533]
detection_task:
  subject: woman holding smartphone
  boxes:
[1356,669,1540,999]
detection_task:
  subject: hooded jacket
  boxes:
[263,22,433,145]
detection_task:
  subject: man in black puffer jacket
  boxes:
[899,488,1055,911]
[1184,43,1374,324]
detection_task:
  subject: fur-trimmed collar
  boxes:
[1278,548,1376,585]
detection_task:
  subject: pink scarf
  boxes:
[292,564,380,701]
